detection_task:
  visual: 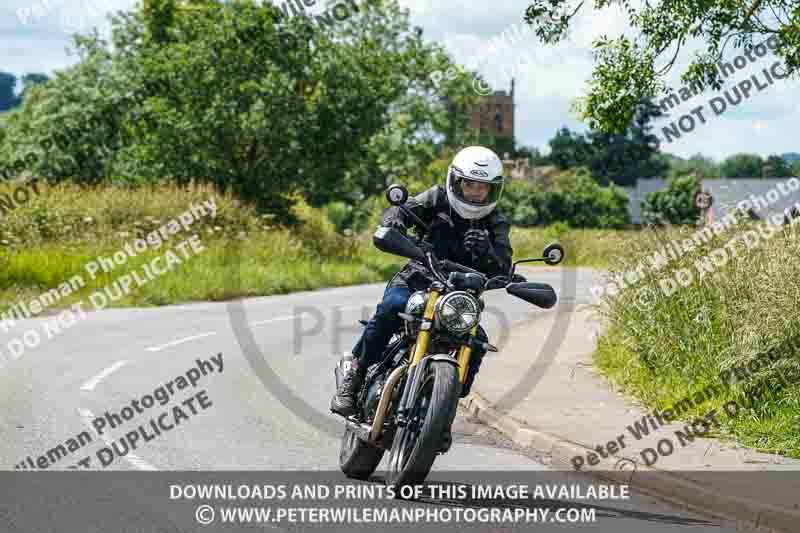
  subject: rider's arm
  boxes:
[478,215,513,278]
[381,185,439,229]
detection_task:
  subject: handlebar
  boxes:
[410,235,525,291]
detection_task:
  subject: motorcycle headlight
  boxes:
[404,291,428,317]
[434,291,481,334]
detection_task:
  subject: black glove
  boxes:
[463,229,490,255]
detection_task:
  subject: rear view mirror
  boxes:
[543,243,564,265]
[386,184,409,206]
[506,282,557,309]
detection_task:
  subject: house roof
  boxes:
[700,178,800,222]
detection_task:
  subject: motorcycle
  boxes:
[333,183,564,488]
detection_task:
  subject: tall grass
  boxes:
[593,216,800,458]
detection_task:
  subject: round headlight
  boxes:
[405,291,428,317]
[434,291,481,334]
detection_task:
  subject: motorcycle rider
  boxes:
[331,146,512,422]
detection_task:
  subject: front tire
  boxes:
[339,424,385,480]
[385,360,460,489]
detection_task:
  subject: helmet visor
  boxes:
[448,169,504,207]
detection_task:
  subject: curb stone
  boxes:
[459,393,797,533]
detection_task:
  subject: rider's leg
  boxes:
[331,286,412,416]
[351,286,412,367]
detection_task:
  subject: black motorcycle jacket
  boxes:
[381,185,513,291]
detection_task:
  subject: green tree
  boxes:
[720,153,764,178]
[0,72,19,111]
[546,127,592,169]
[19,73,50,101]
[514,144,547,165]
[2,0,476,219]
[587,97,668,186]
[792,161,800,176]
[523,1,800,133]
[663,153,721,178]
[685,153,720,178]
[497,169,630,228]
[641,174,700,225]
[763,154,792,178]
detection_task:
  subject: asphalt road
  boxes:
[0,267,742,532]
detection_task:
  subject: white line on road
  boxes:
[78,408,158,471]
[144,309,369,350]
[80,361,128,391]
[248,313,312,327]
[145,332,217,352]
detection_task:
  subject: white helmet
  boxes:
[446,146,506,220]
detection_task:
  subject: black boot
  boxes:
[330,363,366,417]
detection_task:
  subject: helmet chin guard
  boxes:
[446,146,505,220]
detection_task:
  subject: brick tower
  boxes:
[468,78,515,156]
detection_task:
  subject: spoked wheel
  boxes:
[339,423,385,480]
[385,361,459,489]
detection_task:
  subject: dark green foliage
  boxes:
[546,127,592,170]
[763,155,792,178]
[641,174,700,225]
[498,170,630,228]
[545,98,668,186]
[667,153,721,179]
[0,1,478,223]
[720,153,764,178]
[0,73,18,111]
[586,98,669,186]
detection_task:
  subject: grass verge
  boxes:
[0,182,630,315]
[592,216,800,459]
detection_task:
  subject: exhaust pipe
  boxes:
[369,365,407,443]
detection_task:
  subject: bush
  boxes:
[641,174,700,226]
[291,197,360,260]
[0,181,258,248]
[498,170,630,228]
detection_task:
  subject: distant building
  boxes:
[619,177,800,226]
[501,156,558,185]
[699,178,800,225]
[469,79,515,156]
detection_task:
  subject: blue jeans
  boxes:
[351,286,487,397]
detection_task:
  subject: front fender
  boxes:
[401,354,460,416]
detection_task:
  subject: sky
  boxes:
[1,0,798,161]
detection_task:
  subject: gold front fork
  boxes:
[410,289,439,368]
[456,325,478,384]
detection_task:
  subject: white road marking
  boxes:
[78,408,158,471]
[248,313,312,327]
[145,332,217,352]
[80,361,128,391]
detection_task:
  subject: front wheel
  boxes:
[385,360,460,488]
[339,424,385,480]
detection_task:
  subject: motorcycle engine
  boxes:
[363,371,387,423]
